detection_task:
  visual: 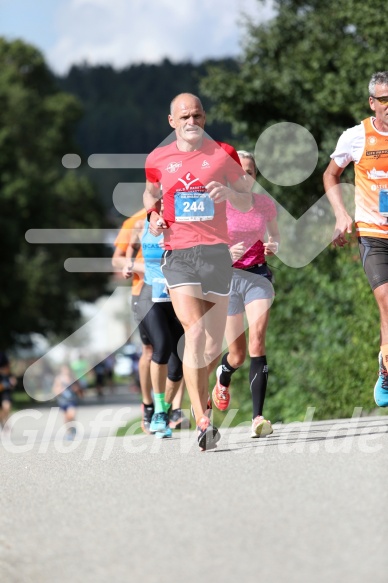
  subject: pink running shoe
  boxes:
[250,415,273,438]
[212,365,231,411]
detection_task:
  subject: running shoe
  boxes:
[190,394,212,419]
[212,365,231,411]
[197,415,220,451]
[65,426,77,441]
[250,415,273,438]
[0,423,11,439]
[374,352,388,407]
[169,408,191,430]
[141,403,154,434]
[150,412,172,439]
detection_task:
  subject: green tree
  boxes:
[56,59,237,215]
[201,0,387,214]
[208,240,381,427]
[0,39,109,349]
[201,0,387,421]
[57,58,236,156]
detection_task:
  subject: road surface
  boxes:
[1,397,387,583]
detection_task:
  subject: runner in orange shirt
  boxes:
[323,71,388,407]
[113,209,189,432]
[113,209,154,431]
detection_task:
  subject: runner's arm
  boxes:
[112,246,127,270]
[122,220,145,279]
[206,174,253,211]
[229,174,256,211]
[143,180,165,235]
[264,218,280,255]
[323,159,353,247]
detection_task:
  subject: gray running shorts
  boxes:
[228,267,275,316]
[161,243,232,296]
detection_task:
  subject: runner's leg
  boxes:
[139,343,153,405]
[374,282,388,366]
[168,285,208,423]
[245,299,271,417]
[203,292,230,375]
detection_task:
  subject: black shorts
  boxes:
[132,294,152,346]
[0,390,12,405]
[134,284,184,380]
[57,397,78,411]
[358,236,388,290]
[161,244,232,296]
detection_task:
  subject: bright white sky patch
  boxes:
[0,0,274,74]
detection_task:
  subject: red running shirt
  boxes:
[145,137,245,249]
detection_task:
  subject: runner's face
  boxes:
[168,97,206,145]
[239,157,257,179]
[369,84,388,129]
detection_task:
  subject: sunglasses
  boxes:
[370,95,388,105]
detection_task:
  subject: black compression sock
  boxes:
[249,356,268,418]
[219,353,238,387]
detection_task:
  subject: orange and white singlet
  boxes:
[114,208,146,296]
[331,116,388,238]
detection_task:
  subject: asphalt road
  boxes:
[1,396,387,583]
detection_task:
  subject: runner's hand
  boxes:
[206,181,234,203]
[332,214,353,247]
[149,213,167,236]
[230,242,246,261]
[264,236,279,256]
[122,262,133,279]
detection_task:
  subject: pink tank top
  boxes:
[226,193,277,268]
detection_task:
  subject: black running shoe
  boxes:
[169,408,191,430]
[197,416,220,451]
[141,403,154,434]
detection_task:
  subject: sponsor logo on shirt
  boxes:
[367,167,388,179]
[166,161,182,173]
[366,149,388,158]
[177,173,201,190]
[201,160,210,168]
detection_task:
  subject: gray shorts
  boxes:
[162,244,232,296]
[228,267,274,316]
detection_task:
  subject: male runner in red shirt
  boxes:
[143,93,252,450]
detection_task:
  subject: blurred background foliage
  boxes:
[201,0,387,421]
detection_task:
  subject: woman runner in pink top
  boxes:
[212,151,280,438]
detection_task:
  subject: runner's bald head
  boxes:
[170,93,204,116]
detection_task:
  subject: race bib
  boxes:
[379,189,388,217]
[152,278,171,302]
[174,191,214,222]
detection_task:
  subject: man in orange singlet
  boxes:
[323,71,388,407]
[113,209,189,432]
[112,209,155,431]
